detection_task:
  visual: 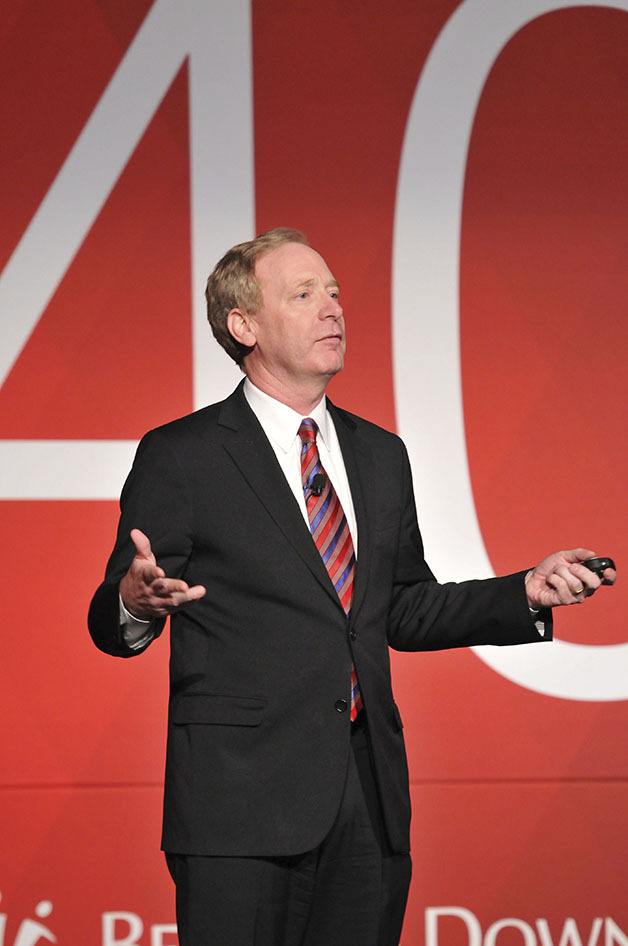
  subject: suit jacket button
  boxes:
[349,630,357,641]
[335,699,348,713]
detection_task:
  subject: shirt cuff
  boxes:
[525,571,546,636]
[119,594,155,650]
[532,617,546,637]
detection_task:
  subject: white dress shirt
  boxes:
[120,379,358,647]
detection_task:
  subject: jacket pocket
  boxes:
[172,693,266,726]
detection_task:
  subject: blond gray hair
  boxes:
[205,227,308,365]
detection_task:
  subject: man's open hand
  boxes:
[119,529,206,620]
[525,548,616,610]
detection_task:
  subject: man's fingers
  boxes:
[152,578,192,597]
[139,564,165,585]
[168,585,206,607]
[147,585,206,613]
[530,548,616,609]
[563,547,597,564]
[122,536,206,617]
[565,550,617,586]
[130,528,155,561]
[568,563,601,596]
[546,572,581,605]
[555,563,596,596]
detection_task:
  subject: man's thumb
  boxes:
[130,528,153,560]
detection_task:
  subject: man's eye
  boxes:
[297,291,309,299]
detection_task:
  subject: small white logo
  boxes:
[0,894,57,946]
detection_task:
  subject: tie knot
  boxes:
[298,418,318,444]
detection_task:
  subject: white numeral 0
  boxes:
[393,0,628,701]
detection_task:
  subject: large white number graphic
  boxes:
[393,0,628,701]
[0,0,253,498]
[3,1,625,698]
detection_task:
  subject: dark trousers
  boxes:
[166,719,412,946]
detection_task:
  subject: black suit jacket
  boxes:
[88,380,551,856]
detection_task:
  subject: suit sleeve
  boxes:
[88,429,195,658]
[386,443,552,651]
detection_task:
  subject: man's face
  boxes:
[245,242,345,387]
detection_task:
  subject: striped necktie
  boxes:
[298,418,363,721]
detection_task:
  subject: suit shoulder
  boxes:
[331,404,406,451]
[143,402,220,442]
[137,386,240,452]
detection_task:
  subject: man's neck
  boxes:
[244,368,329,416]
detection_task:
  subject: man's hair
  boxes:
[205,227,308,366]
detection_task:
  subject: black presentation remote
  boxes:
[582,556,616,577]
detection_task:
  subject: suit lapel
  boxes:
[327,401,374,623]
[219,384,343,610]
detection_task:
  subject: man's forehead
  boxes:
[256,242,335,286]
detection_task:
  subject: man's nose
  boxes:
[319,294,343,319]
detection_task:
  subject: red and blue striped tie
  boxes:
[298,418,363,721]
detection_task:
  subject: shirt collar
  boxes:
[243,378,331,453]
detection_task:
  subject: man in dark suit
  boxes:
[89,228,614,946]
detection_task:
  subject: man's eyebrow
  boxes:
[290,276,340,290]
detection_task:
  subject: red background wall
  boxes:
[1,2,626,944]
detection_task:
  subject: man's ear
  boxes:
[227,308,257,349]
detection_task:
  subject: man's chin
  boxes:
[323,346,345,371]
[321,356,344,379]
